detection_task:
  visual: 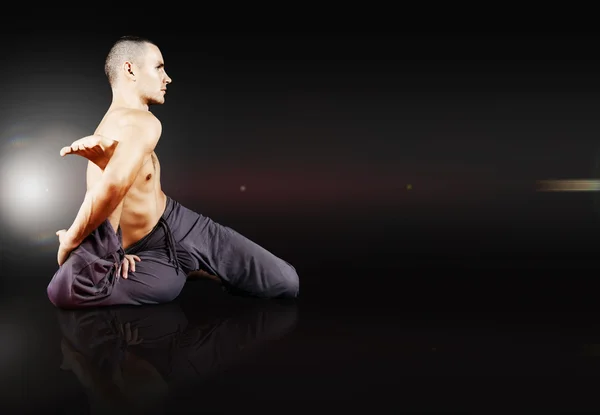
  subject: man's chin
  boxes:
[148,99,165,106]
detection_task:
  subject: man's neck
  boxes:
[110,89,149,111]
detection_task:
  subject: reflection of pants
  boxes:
[57,300,299,386]
[47,196,300,308]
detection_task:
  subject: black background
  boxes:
[2,16,600,412]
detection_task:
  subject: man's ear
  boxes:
[123,61,136,81]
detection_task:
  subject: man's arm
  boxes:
[65,114,161,248]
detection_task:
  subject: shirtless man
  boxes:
[47,36,299,308]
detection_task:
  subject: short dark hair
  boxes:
[104,35,156,85]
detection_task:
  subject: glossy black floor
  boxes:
[3,211,600,413]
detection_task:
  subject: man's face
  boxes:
[136,43,172,106]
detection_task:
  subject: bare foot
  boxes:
[60,134,118,170]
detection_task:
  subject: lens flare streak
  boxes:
[536,179,600,192]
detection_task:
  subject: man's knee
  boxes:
[275,262,300,299]
[47,268,74,309]
[47,253,115,309]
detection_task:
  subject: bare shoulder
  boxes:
[106,108,162,150]
[117,108,161,131]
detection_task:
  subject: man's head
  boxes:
[104,36,172,106]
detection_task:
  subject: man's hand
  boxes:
[118,321,143,345]
[60,134,118,170]
[56,229,79,266]
[120,254,141,279]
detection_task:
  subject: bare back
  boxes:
[87,109,167,250]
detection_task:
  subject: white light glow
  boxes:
[0,125,88,241]
[13,175,44,201]
[1,153,53,229]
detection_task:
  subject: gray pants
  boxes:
[47,196,299,308]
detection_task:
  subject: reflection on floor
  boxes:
[3,268,600,412]
[57,294,299,414]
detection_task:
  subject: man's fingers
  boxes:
[121,259,129,279]
[129,256,136,273]
[60,138,108,157]
[121,255,140,278]
[60,145,85,157]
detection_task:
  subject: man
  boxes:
[47,36,299,308]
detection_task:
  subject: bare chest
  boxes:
[134,153,159,186]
